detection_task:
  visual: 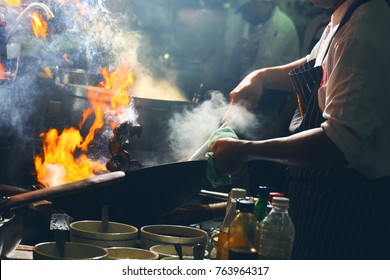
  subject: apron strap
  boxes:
[321,0,371,64]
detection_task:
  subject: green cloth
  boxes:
[207,126,239,150]
[205,126,238,188]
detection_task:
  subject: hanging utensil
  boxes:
[49,212,72,258]
[193,243,205,260]
[174,243,183,260]
[101,205,109,233]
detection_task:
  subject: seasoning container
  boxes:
[227,199,258,260]
[216,188,247,260]
[254,186,272,222]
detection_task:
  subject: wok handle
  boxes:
[199,189,258,202]
[0,171,125,212]
[199,189,228,200]
[188,122,227,161]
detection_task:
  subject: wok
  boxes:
[0,185,28,258]
[50,160,211,227]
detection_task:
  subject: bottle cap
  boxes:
[257,186,272,198]
[237,198,255,212]
[230,188,247,199]
[272,197,290,207]
[268,192,285,203]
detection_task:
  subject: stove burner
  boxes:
[106,122,142,172]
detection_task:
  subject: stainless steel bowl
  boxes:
[140,224,208,249]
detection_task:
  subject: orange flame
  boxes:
[63,54,71,63]
[5,0,21,7]
[100,65,134,109]
[34,64,135,187]
[34,127,107,187]
[39,67,53,79]
[0,64,4,80]
[32,12,48,38]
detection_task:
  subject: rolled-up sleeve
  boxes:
[320,24,390,178]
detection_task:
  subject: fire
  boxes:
[4,0,20,7]
[100,65,134,109]
[39,66,53,79]
[63,54,71,63]
[0,63,4,80]
[34,64,135,187]
[34,127,107,187]
[32,12,48,38]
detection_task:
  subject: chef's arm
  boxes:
[253,56,308,92]
[211,127,346,173]
[228,57,308,108]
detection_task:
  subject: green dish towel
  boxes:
[205,126,238,188]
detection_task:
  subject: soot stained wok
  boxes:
[50,160,211,227]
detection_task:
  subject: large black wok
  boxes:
[49,160,211,227]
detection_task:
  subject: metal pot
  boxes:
[55,67,102,87]
[48,83,194,164]
[0,184,28,258]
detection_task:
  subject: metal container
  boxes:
[106,247,159,260]
[33,241,108,260]
[69,220,138,248]
[140,224,208,249]
[0,185,28,258]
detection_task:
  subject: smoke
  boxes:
[0,1,273,186]
[167,91,263,161]
[0,0,176,134]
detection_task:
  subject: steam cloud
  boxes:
[167,91,263,161]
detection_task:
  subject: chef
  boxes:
[211,0,390,259]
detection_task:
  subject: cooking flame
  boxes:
[0,63,4,80]
[34,127,107,187]
[34,64,135,187]
[100,65,134,109]
[39,66,53,79]
[63,54,71,63]
[32,12,48,38]
[5,0,21,7]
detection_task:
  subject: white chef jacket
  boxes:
[309,0,390,179]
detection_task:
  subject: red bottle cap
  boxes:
[268,192,285,203]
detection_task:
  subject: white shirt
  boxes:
[223,6,300,78]
[248,7,300,71]
[311,0,390,179]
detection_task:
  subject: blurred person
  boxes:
[211,0,390,259]
[223,0,301,140]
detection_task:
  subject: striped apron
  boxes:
[286,0,390,259]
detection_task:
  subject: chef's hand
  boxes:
[210,138,248,174]
[222,70,264,124]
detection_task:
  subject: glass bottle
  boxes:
[216,188,246,260]
[258,197,295,259]
[227,199,258,260]
[254,186,272,222]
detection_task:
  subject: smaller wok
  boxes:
[0,185,28,258]
[50,160,211,227]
